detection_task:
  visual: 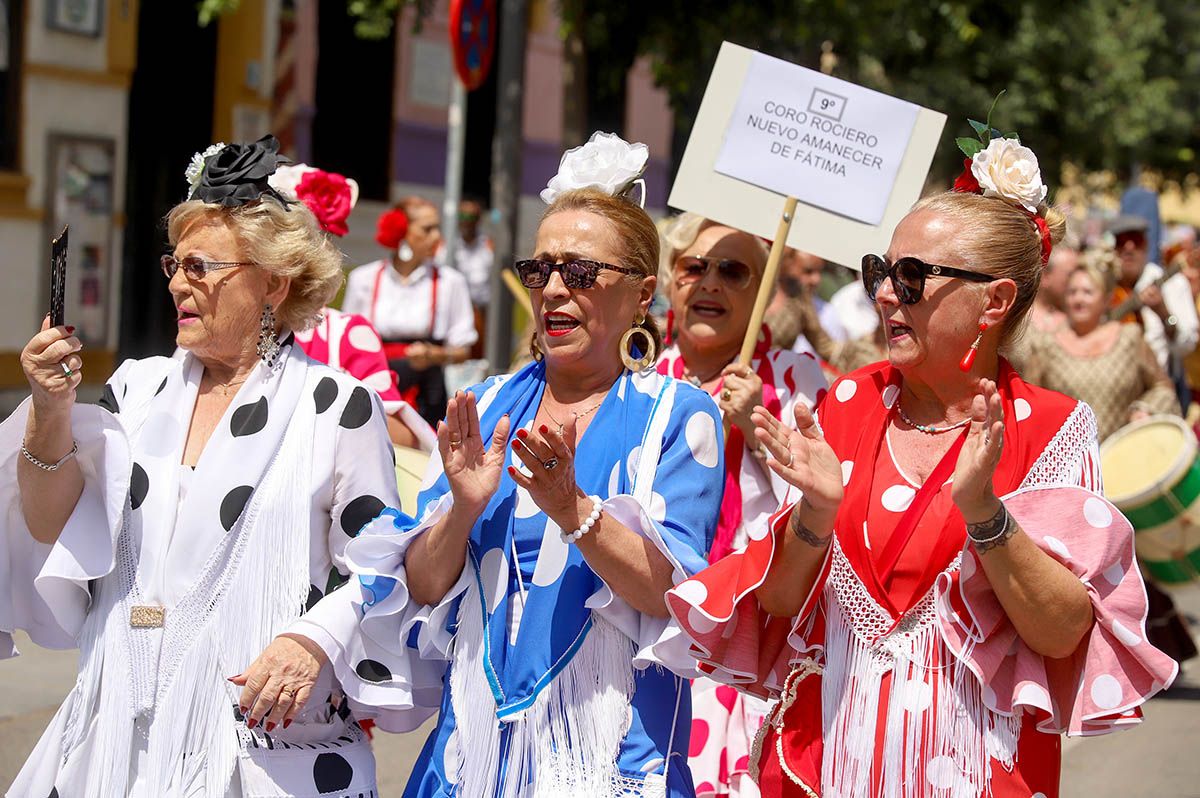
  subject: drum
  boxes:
[1101,415,1200,584]
[394,445,431,517]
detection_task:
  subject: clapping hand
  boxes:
[438,391,511,515]
[508,415,584,527]
[753,403,843,531]
[950,379,1004,522]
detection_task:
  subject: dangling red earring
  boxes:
[959,322,988,372]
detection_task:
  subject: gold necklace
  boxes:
[210,377,249,396]
[542,396,605,436]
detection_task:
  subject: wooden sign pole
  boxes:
[724,194,798,437]
[501,268,534,317]
[737,195,798,366]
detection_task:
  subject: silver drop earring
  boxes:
[398,242,414,262]
[257,303,281,367]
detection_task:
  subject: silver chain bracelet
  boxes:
[20,440,79,472]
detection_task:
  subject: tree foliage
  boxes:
[566,0,1200,187]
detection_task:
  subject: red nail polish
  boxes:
[538,424,549,435]
[507,466,517,476]
[516,428,528,439]
[65,326,75,334]
[265,722,276,732]
[239,705,248,715]
[283,719,292,729]
[247,718,257,729]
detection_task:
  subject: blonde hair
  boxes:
[1076,247,1120,297]
[166,199,345,332]
[657,212,769,290]
[910,192,1067,347]
[536,188,662,357]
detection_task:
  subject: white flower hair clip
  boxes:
[185,142,227,199]
[952,92,1047,214]
[540,131,650,207]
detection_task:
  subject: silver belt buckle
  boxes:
[129,605,166,628]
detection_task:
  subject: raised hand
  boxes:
[753,403,843,525]
[21,316,82,413]
[950,379,1004,522]
[438,390,511,515]
[508,414,582,527]
[718,363,764,443]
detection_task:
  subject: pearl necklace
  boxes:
[895,403,972,434]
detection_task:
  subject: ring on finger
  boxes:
[721,388,732,401]
[60,362,75,378]
[449,437,462,449]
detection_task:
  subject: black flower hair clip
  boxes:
[185,134,294,208]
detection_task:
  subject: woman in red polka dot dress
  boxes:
[667,132,1178,797]
[656,213,826,797]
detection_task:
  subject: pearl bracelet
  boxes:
[561,495,603,543]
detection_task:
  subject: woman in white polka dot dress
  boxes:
[285,134,725,798]
[656,213,826,798]
[1,137,399,797]
[668,133,1178,797]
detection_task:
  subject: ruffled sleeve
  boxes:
[666,500,830,698]
[0,366,135,657]
[291,448,463,732]
[936,486,1179,735]
[587,387,725,677]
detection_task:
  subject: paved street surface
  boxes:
[3,585,1198,796]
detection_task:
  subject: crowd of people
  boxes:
[0,120,1195,798]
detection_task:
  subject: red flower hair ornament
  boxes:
[268,163,359,237]
[375,208,410,250]
[951,92,1052,264]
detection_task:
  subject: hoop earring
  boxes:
[257,303,281,368]
[620,319,657,372]
[958,321,987,372]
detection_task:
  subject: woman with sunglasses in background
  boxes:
[670,132,1177,797]
[656,213,826,798]
[266,133,725,797]
[2,137,401,797]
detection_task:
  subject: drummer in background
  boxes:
[1037,241,1198,668]
[344,197,477,425]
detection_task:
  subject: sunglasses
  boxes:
[861,254,996,305]
[674,256,754,291]
[1114,231,1147,249]
[161,255,255,281]
[514,258,638,290]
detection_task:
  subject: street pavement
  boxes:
[3,585,1198,796]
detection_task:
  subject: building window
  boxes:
[0,0,22,170]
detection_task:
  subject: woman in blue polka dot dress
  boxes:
[1,137,398,797]
[288,133,726,797]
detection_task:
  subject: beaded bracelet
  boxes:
[561,495,603,543]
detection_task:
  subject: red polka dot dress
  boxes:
[668,361,1179,798]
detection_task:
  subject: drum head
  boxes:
[1101,415,1196,506]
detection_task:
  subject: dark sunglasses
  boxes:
[861,254,996,305]
[514,258,638,290]
[674,255,754,291]
[1114,231,1147,249]
[161,255,256,281]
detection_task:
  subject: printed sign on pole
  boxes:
[670,42,947,269]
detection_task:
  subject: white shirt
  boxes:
[437,234,495,307]
[343,259,478,349]
[793,296,848,356]
[830,280,880,340]
[1134,262,1199,370]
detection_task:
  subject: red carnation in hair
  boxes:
[376,208,410,249]
[952,158,982,194]
[295,169,355,236]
